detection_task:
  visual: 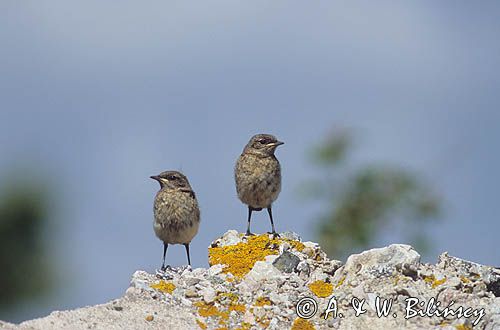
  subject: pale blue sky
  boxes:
[1,1,499,322]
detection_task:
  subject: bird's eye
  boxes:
[167,175,177,180]
[259,139,267,144]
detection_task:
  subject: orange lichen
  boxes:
[208,234,305,278]
[308,280,333,298]
[150,280,176,294]
[291,318,316,330]
[196,319,207,329]
[255,296,272,306]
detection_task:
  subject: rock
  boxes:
[242,310,255,325]
[272,251,300,273]
[200,287,216,303]
[5,230,499,330]
[438,252,500,297]
[296,261,311,278]
[207,264,225,276]
[280,231,302,241]
[302,246,315,258]
[183,276,201,286]
[335,244,420,281]
[216,229,242,247]
[184,289,198,298]
[245,261,283,282]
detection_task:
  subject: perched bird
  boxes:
[235,134,284,236]
[150,170,200,270]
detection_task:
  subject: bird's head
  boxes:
[150,170,191,190]
[243,134,284,157]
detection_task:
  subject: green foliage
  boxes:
[302,131,441,259]
[0,175,54,316]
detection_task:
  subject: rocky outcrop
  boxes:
[2,230,499,330]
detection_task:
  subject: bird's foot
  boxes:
[245,231,256,237]
[268,231,280,238]
[178,265,192,273]
[155,268,174,280]
[161,264,172,272]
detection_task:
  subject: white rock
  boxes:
[218,230,242,246]
[243,310,255,325]
[303,241,319,249]
[265,254,279,263]
[337,244,421,281]
[200,287,216,303]
[208,264,225,276]
[245,261,283,282]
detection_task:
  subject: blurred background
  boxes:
[1,0,499,323]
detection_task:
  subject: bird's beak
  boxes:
[269,141,284,147]
[150,175,161,181]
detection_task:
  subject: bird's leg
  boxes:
[184,243,191,266]
[161,243,169,271]
[267,207,279,238]
[245,206,255,236]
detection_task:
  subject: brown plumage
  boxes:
[150,170,200,270]
[235,134,284,236]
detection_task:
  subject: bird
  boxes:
[235,133,284,236]
[150,170,200,270]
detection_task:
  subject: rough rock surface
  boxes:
[2,230,499,330]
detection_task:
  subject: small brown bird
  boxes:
[150,171,200,270]
[235,134,284,236]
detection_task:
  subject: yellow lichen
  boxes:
[150,280,176,294]
[235,322,252,330]
[460,276,471,284]
[336,276,346,288]
[195,302,219,318]
[423,275,447,289]
[208,234,305,278]
[308,280,333,298]
[228,304,246,313]
[288,240,306,252]
[432,277,446,288]
[455,324,472,330]
[194,301,229,321]
[291,318,316,330]
[257,317,271,328]
[196,319,207,329]
[217,292,239,305]
[423,275,447,288]
[423,275,434,284]
[255,296,272,306]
